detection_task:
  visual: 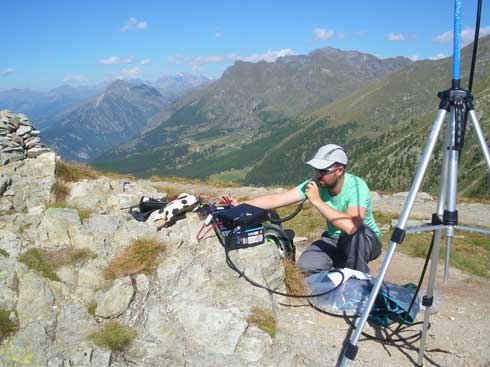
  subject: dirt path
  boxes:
[279,245,490,367]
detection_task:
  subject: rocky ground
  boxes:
[159,179,490,367]
[1,153,489,367]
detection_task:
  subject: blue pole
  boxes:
[452,0,462,87]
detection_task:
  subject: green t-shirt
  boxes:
[296,173,380,238]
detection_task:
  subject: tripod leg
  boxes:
[338,109,448,367]
[468,109,490,171]
[417,229,444,366]
[442,102,461,282]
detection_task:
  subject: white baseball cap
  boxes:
[306,144,348,169]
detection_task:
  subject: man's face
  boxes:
[314,165,343,189]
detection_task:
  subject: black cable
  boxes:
[468,0,482,92]
[223,228,345,298]
[461,0,483,147]
[268,200,306,224]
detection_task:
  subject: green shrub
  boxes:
[89,321,136,351]
[0,248,9,257]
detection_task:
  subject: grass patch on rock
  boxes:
[51,181,71,203]
[246,306,277,337]
[0,309,18,341]
[18,247,96,281]
[87,301,97,317]
[55,160,100,182]
[283,258,308,296]
[89,321,136,351]
[103,238,166,280]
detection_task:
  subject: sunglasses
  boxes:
[315,166,338,176]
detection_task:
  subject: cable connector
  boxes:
[204,214,213,226]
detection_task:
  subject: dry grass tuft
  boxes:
[283,259,309,296]
[103,238,166,280]
[55,160,100,182]
[51,181,71,203]
[246,306,277,337]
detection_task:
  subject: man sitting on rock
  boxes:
[231,144,382,275]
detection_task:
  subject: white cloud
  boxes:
[1,68,15,76]
[337,32,347,40]
[238,49,294,63]
[169,54,228,65]
[407,55,420,61]
[98,56,134,65]
[140,58,151,65]
[63,74,89,83]
[120,67,141,78]
[214,31,223,38]
[121,17,148,32]
[388,32,405,41]
[434,30,453,42]
[169,49,295,67]
[434,26,490,45]
[429,53,447,60]
[313,27,334,40]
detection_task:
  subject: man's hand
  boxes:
[222,195,239,206]
[305,180,322,205]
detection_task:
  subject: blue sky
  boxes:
[1,0,489,90]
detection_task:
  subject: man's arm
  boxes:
[240,188,304,210]
[305,181,365,235]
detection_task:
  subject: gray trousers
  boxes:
[297,224,382,275]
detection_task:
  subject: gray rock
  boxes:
[36,207,82,248]
[15,266,56,328]
[95,277,135,318]
[16,125,32,136]
[0,110,52,166]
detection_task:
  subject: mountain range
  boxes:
[0,74,213,161]
[93,36,490,198]
[2,37,489,197]
[93,48,413,176]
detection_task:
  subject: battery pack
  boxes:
[224,226,265,250]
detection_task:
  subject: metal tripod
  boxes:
[339,0,490,365]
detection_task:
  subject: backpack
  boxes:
[306,271,420,326]
[128,196,168,222]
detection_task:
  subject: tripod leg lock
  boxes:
[422,295,434,307]
[443,210,458,225]
[343,342,358,360]
[390,227,406,244]
[431,213,442,225]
